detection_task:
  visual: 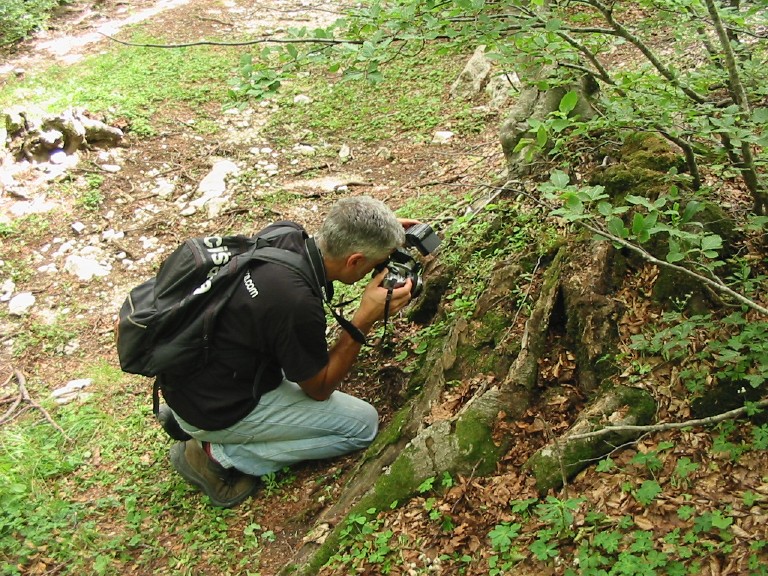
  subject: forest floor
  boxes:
[1,1,767,575]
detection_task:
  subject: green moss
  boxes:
[455,411,503,476]
[621,133,684,172]
[589,132,685,201]
[612,386,657,424]
[527,387,657,493]
[446,341,508,381]
[474,310,509,344]
[366,403,410,456]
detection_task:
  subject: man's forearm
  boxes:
[299,315,375,400]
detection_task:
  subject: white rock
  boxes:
[195,160,239,198]
[431,131,455,144]
[294,144,316,156]
[0,279,15,302]
[294,95,312,105]
[205,197,228,219]
[9,292,35,316]
[49,149,68,164]
[153,177,176,198]
[71,221,86,234]
[64,255,110,281]
[99,164,122,173]
[51,378,93,404]
[102,229,125,242]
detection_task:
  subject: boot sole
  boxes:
[169,442,257,508]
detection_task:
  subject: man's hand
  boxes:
[397,218,421,230]
[299,269,412,401]
[353,268,412,332]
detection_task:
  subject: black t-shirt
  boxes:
[161,222,329,430]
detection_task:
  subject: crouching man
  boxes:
[159,196,415,507]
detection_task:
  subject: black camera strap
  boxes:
[380,286,394,345]
[305,237,368,345]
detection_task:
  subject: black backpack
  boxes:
[116,226,365,431]
[116,225,319,379]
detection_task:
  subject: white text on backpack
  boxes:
[192,236,232,295]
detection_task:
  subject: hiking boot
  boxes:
[157,404,192,441]
[170,440,258,508]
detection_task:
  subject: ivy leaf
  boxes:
[632,212,651,242]
[677,505,696,520]
[667,239,685,263]
[598,201,614,217]
[607,216,629,239]
[681,200,702,223]
[550,170,570,188]
[559,90,579,114]
[593,529,622,553]
[546,18,563,32]
[752,107,768,124]
[536,124,548,147]
[700,234,722,252]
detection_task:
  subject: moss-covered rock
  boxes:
[525,386,657,493]
[589,132,686,202]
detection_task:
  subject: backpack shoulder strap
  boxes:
[249,227,367,345]
[247,246,322,298]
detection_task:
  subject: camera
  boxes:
[377,223,441,297]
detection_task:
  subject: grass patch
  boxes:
[0,38,240,136]
[265,48,469,144]
[0,367,266,575]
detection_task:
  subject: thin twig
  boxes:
[0,369,72,442]
[99,32,361,49]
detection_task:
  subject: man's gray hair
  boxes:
[317,196,405,260]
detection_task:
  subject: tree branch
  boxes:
[99,32,361,49]
[567,398,768,442]
[0,369,72,441]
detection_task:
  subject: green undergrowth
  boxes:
[320,430,768,575]
[0,36,238,136]
[0,364,274,575]
[262,48,476,145]
[0,0,68,45]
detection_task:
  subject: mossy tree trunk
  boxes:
[280,57,661,576]
[282,228,659,574]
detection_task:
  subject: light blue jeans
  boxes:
[172,379,379,477]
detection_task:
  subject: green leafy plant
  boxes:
[0,0,68,45]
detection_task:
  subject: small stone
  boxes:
[431,131,454,144]
[1,279,16,302]
[49,149,68,164]
[8,292,35,316]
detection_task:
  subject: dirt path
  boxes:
[0,0,339,75]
